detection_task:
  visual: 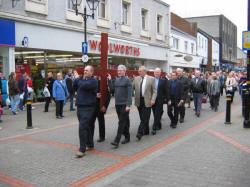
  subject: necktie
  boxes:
[140,76,144,97]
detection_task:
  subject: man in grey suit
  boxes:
[133,66,157,141]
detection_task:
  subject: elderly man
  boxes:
[74,66,98,158]
[133,66,157,141]
[191,70,206,117]
[176,68,190,123]
[152,68,169,135]
[108,65,132,148]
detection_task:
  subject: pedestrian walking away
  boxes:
[53,73,69,119]
[18,71,28,111]
[133,66,157,141]
[66,73,76,111]
[89,76,111,143]
[209,72,221,112]
[44,72,54,112]
[167,72,184,128]
[108,65,132,148]
[191,70,207,117]
[8,72,20,115]
[73,66,98,158]
[152,68,169,135]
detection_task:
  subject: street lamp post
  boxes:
[71,0,100,55]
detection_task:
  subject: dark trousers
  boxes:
[152,102,163,130]
[167,98,179,126]
[89,107,105,140]
[114,105,130,143]
[137,98,151,136]
[220,86,224,96]
[55,100,64,117]
[179,99,186,119]
[77,106,95,152]
[211,95,220,110]
[44,97,51,112]
[193,93,203,115]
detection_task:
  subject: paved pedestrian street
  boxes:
[0,94,249,187]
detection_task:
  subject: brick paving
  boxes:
[0,94,249,187]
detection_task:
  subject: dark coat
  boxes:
[18,76,27,94]
[155,78,169,104]
[46,77,55,94]
[177,76,190,99]
[66,77,74,95]
[168,79,185,103]
[73,76,98,106]
[8,79,19,96]
[96,80,111,111]
[191,77,207,94]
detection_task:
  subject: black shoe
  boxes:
[70,109,76,111]
[143,131,149,135]
[172,125,177,128]
[121,138,130,144]
[56,116,62,119]
[156,126,162,130]
[12,111,17,115]
[43,110,48,112]
[136,134,142,141]
[151,130,156,135]
[60,115,65,117]
[196,113,200,117]
[111,141,119,148]
[97,138,105,143]
[179,118,184,123]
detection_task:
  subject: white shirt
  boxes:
[141,75,147,97]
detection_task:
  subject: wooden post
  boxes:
[100,33,108,110]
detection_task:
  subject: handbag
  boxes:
[202,95,207,103]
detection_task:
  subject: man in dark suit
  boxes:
[151,68,169,135]
[167,72,184,128]
[89,77,111,143]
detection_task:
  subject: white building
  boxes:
[212,39,220,72]
[197,30,208,73]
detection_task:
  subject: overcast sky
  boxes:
[163,0,247,48]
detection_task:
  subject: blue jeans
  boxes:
[19,93,28,110]
[193,93,203,115]
[10,95,20,113]
[77,106,95,152]
[70,95,74,110]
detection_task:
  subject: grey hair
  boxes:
[139,66,147,71]
[154,67,161,72]
[118,64,127,71]
[176,68,183,72]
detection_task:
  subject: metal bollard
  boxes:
[243,86,250,128]
[26,98,33,129]
[225,93,232,125]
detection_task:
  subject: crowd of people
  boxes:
[0,66,248,155]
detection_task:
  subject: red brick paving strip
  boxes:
[68,104,241,186]
[0,173,37,187]
[207,129,250,154]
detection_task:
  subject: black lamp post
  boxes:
[71,0,100,54]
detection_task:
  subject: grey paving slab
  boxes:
[0,140,118,187]
[98,132,250,187]
[0,182,12,187]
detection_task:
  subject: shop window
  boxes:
[25,0,48,15]
[121,0,132,33]
[97,0,110,28]
[140,8,149,38]
[65,0,83,22]
[156,14,164,41]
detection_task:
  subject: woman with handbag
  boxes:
[225,72,237,103]
[8,72,20,115]
[52,73,69,119]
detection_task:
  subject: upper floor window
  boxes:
[25,0,48,15]
[157,14,163,34]
[98,0,105,18]
[67,0,74,10]
[141,9,147,30]
[122,2,128,25]
[184,41,188,52]
[191,43,194,54]
[173,38,179,50]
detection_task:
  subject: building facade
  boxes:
[236,47,247,71]
[0,0,170,78]
[169,13,199,73]
[186,15,237,72]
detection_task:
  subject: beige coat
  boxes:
[133,75,157,107]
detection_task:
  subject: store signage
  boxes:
[82,42,88,54]
[89,40,140,57]
[15,64,31,80]
[0,19,15,46]
[82,55,89,63]
[22,36,29,47]
[242,31,250,50]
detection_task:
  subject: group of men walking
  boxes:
[74,64,209,158]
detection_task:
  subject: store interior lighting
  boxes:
[15,51,44,55]
[24,54,73,59]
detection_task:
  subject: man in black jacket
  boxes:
[177,68,190,123]
[167,72,184,128]
[44,72,54,112]
[89,77,111,143]
[74,66,98,158]
[66,73,75,111]
[152,68,169,135]
[191,70,206,117]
